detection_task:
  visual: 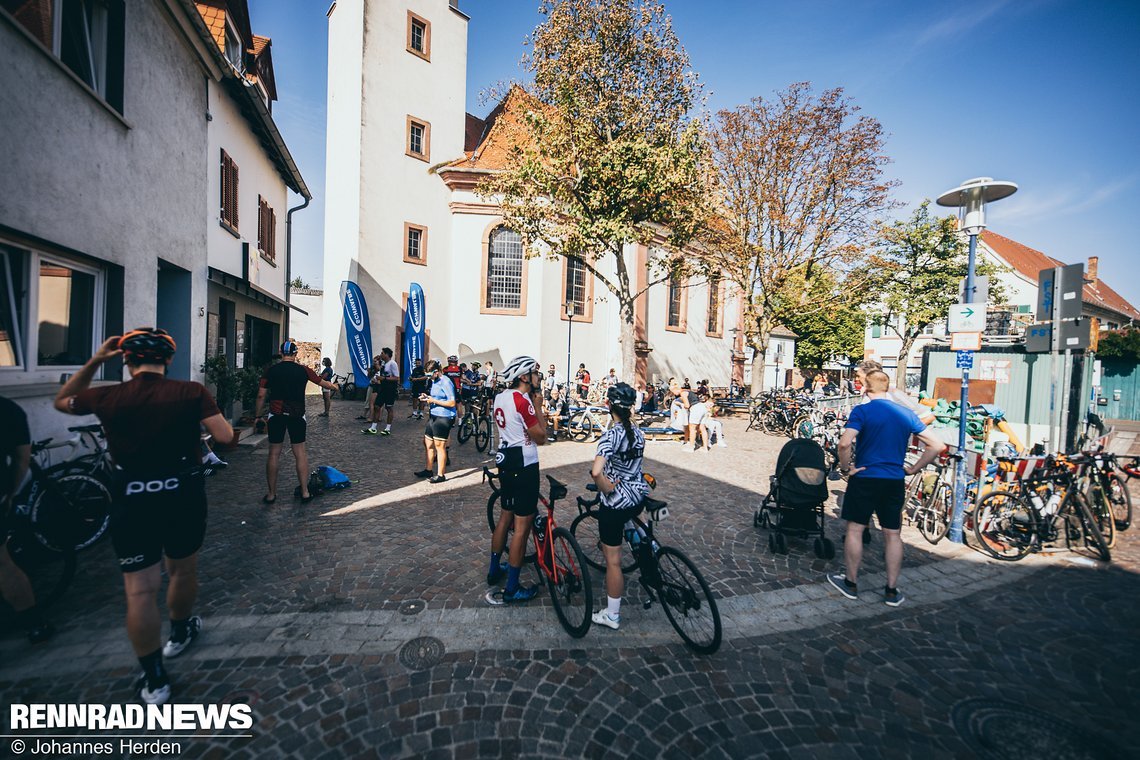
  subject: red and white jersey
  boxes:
[493,389,540,467]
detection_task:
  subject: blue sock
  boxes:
[489,552,502,575]
[505,565,521,594]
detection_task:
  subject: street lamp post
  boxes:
[936,177,1018,544]
[565,301,575,401]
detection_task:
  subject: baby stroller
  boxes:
[754,438,836,558]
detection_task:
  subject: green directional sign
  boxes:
[948,303,986,333]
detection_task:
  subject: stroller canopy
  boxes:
[774,438,829,507]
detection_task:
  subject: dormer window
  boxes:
[224,23,243,72]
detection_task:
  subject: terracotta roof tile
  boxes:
[251,34,270,56]
[195,3,226,53]
[982,231,1140,321]
[445,86,549,171]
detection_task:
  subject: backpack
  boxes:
[306,466,352,496]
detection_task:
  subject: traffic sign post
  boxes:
[948,303,986,333]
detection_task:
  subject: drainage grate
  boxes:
[398,599,426,616]
[952,698,1118,760]
[398,636,445,670]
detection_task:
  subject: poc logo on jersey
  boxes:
[125,478,181,495]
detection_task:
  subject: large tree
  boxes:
[780,269,867,370]
[478,0,710,381]
[704,83,897,393]
[871,201,1006,387]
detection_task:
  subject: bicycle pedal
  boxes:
[643,600,653,610]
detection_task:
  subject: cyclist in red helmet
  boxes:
[55,328,234,705]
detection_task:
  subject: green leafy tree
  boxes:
[289,276,310,290]
[704,83,897,392]
[781,270,866,369]
[1096,328,1140,360]
[479,0,710,380]
[871,201,1006,387]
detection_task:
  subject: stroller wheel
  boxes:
[813,537,825,558]
[767,532,777,553]
[822,538,836,560]
[760,510,771,529]
[862,527,872,545]
[775,532,788,554]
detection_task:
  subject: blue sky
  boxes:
[251,0,1140,313]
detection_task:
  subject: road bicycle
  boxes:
[457,394,494,452]
[571,476,722,654]
[483,467,593,637]
[973,455,1110,562]
[1084,452,1132,531]
[566,405,610,443]
[902,451,964,545]
[330,372,357,401]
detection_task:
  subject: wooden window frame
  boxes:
[665,275,688,333]
[479,220,527,316]
[257,195,277,265]
[405,115,431,162]
[403,222,428,265]
[705,277,723,337]
[559,256,594,323]
[406,11,430,61]
[219,149,239,236]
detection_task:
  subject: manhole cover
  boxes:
[952,698,1118,760]
[399,636,444,670]
[398,599,426,616]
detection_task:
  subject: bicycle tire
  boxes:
[903,471,925,525]
[760,410,782,436]
[567,411,590,442]
[569,510,637,573]
[1107,474,1132,531]
[1070,491,1111,562]
[1086,485,1117,549]
[917,484,952,545]
[655,547,722,654]
[486,491,537,562]
[457,413,473,445]
[32,470,112,553]
[546,527,593,638]
[972,492,1035,561]
[343,381,356,400]
[7,531,76,608]
[792,414,814,439]
[475,417,492,453]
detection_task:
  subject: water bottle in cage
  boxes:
[623,520,640,548]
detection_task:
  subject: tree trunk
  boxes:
[618,298,638,385]
[895,333,916,390]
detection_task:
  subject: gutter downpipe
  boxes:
[284,196,311,339]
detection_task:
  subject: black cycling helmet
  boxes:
[606,382,637,409]
[118,327,176,364]
[280,341,299,356]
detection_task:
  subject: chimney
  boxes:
[1087,256,1099,288]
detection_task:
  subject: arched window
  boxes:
[484,227,524,312]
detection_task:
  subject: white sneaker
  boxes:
[135,674,171,705]
[163,616,202,658]
[591,610,620,630]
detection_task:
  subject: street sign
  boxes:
[1059,318,1091,351]
[948,303,986,333]
[955,350,974,369]
[950,332,982,351]
[1036,264,1084,322]
[959,276,989,305]
[1025,323,1051,353]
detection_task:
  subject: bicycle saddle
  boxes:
[68,424,103,434]
[546,476,568,501]
[645,496,669,521]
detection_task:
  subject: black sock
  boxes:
[138,649,168,687]
[16,606,46,630]
[885,586,897,594]
[170,616,190,640]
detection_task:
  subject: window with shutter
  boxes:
[220,150,240,234]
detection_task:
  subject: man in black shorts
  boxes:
[408,358,427,419]
[363,347,399,435]
[0,395,54,644]
[829,370,944,607]
[257,341,336,503]
[55,328,233,704]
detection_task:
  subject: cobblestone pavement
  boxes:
[1,396,1137,759]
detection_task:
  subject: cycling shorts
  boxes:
[267,413,306,445]
[425,416,454,441]
[598,502,645,547]
[498,463,540,518]
[841,477,905,530]
[111,468,207,573]
[377,384,398,407]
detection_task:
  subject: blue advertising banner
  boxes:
[402,282,425,388]
[342,281,373,386]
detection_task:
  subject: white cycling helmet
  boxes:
[503,355,540,385]
[992,441,1018,460]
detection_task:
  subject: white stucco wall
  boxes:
[206,79,289,301]
[0,2,211,437]
[289,291,325,343]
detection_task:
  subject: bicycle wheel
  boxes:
[655,547,722,654]
[917,484,951,545]
[903,471,925,525]
[475,417,492,453]
[546,527,593,638]
[792,414,814,439]
[1069,492,1111,562]
[32,470,112,553]
[568,411,590,442]
[972,492,1035,561]
[569,510,637,573]
[1107,474,1132,531]
[7,530,76,608]
[1086,486,1117,549]
[759,410,782,435]
[457,413,473,444]
[343,381,356,400]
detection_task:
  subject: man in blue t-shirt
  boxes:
[829,370,945,607]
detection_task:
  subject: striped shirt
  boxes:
[595,423,649,510]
